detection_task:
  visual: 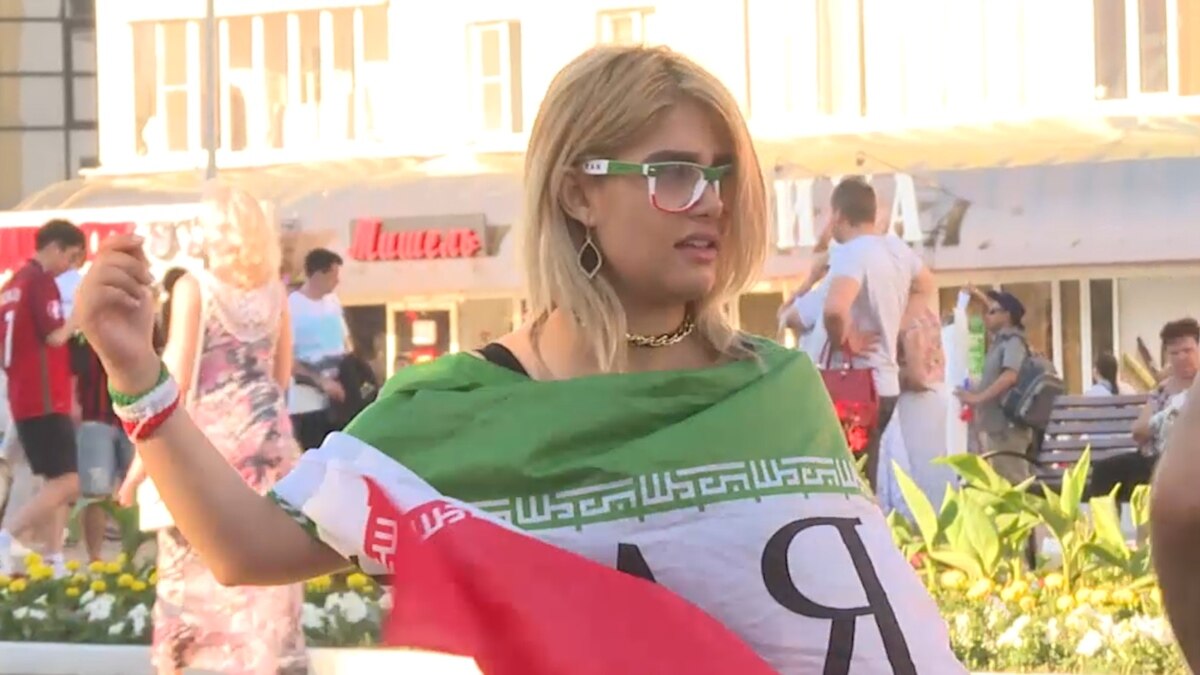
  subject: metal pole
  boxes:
[203,0,218,179]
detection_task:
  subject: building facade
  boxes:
[3,0,1199,386]
[0,0,98,209]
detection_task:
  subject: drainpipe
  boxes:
[203,0,218,179]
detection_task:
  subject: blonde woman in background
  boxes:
[115,185,304,675]
[78,47,962,672]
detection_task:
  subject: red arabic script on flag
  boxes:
[358,478,776,675]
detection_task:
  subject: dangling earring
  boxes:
[577,228,603,279]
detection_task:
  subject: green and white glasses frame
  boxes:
[580,159,732,213]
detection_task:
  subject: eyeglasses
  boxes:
[580,160,731,213]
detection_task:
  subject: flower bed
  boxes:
[0,450,1190,673]
[0,555,385,648]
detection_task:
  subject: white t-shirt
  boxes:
[288,291,348,415]
[55,268,83,319]
[827,234,923,397]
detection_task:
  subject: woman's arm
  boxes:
[274,295,294,391]
[116,361,347,585]
[1152,377,1200,670]
[160,274,201,396]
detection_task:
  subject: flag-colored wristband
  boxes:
[108,363,170,407]
[112,374,181,441]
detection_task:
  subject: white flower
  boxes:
[79,590,95,604]
[127,603,150,636]
[953,612,970,634]
[1076,629,1105,658]
[997,615,1031,649]
[83,593,116,623]
[1111,621,1137,646]
[1132,615,1174,645]
[108,621,125,636]
[1045,618,1060,643]
[378,592,393,612]
[337,592,369,624]
[301,602,326,631]
[33,594,48,606]
[13,607,47,621]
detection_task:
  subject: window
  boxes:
[468,21,523,134]
[134,6,392,157]
[597,8,654,45]
[815,0,866,116]
[1093,0,1200,98]
[132,20,202,154]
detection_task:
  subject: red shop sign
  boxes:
[348,218,483,262]
[0,221,135,275]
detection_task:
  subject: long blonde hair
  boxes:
[521,46,768,372]
[197,183,281,289]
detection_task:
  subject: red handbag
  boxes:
[819,343,880,454]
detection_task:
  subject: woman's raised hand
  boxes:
[75,234,161,393]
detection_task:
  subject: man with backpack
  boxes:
[955,288,1060,483]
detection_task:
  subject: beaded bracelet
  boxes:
[108,363,170,407]
[111,366,181,441]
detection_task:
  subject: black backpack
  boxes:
[998,334,1064,431]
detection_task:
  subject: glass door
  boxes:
[386,301,457,377]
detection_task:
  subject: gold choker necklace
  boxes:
[626,315,695,348]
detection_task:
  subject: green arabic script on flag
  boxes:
[271,339,966,674]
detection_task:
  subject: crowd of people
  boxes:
[1,43,1199,675]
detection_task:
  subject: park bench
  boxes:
[982,393,1151,498]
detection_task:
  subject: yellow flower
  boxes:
[90,580,107,593]
[1000,580,1028,603]
[305,575,333,593]
[966,579,994,600]
[1056,595,1075,612]
[1074,587,1093,604]
[1042,573,1065,591]
[115,553,129,567]
[346,573,370,590]
[9,578,27,593]
[130,581,147,592]
[1112,588,1137,606]
[103,562,121,575]
[0,574,10,588]
[65,586,81,598]
[1088,589,1110,606]
[1019,596,1037,612]
[148,571,158,586]
[117,573,135,588]
[65,560,81,572]
[1150,587,1163,605]
[22,552,42,568]
[87,561,106,574]
[939,570,967,591]
[27,564,53,582]
[71,573,88,585]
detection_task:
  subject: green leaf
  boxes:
[1060,447,1091,521]
[1088,494,1130,558]
[1082,542,1130,570]
[937,453,1011,492]
[927,549,985,579]
[1130,484,1152,531]
[959,493,1002,575]
[894,463,940,544]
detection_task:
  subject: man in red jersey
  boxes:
[0,219,86,574]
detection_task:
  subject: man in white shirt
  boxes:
[822,178,936,489]
[289,248,349,451]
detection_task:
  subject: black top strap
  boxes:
[477,343,530,377]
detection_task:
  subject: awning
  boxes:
[1,157,527,299]
[755,111,1200,176]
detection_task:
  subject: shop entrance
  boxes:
[387,301,457,376]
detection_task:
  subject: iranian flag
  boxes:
[272,341,965,674]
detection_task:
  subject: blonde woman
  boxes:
[77,47,962,673]
[114,185,304,674]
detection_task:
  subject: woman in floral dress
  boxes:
[118,185,305,675]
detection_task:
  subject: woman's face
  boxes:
[572,99,733,311]
[1166,336,1200,381]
